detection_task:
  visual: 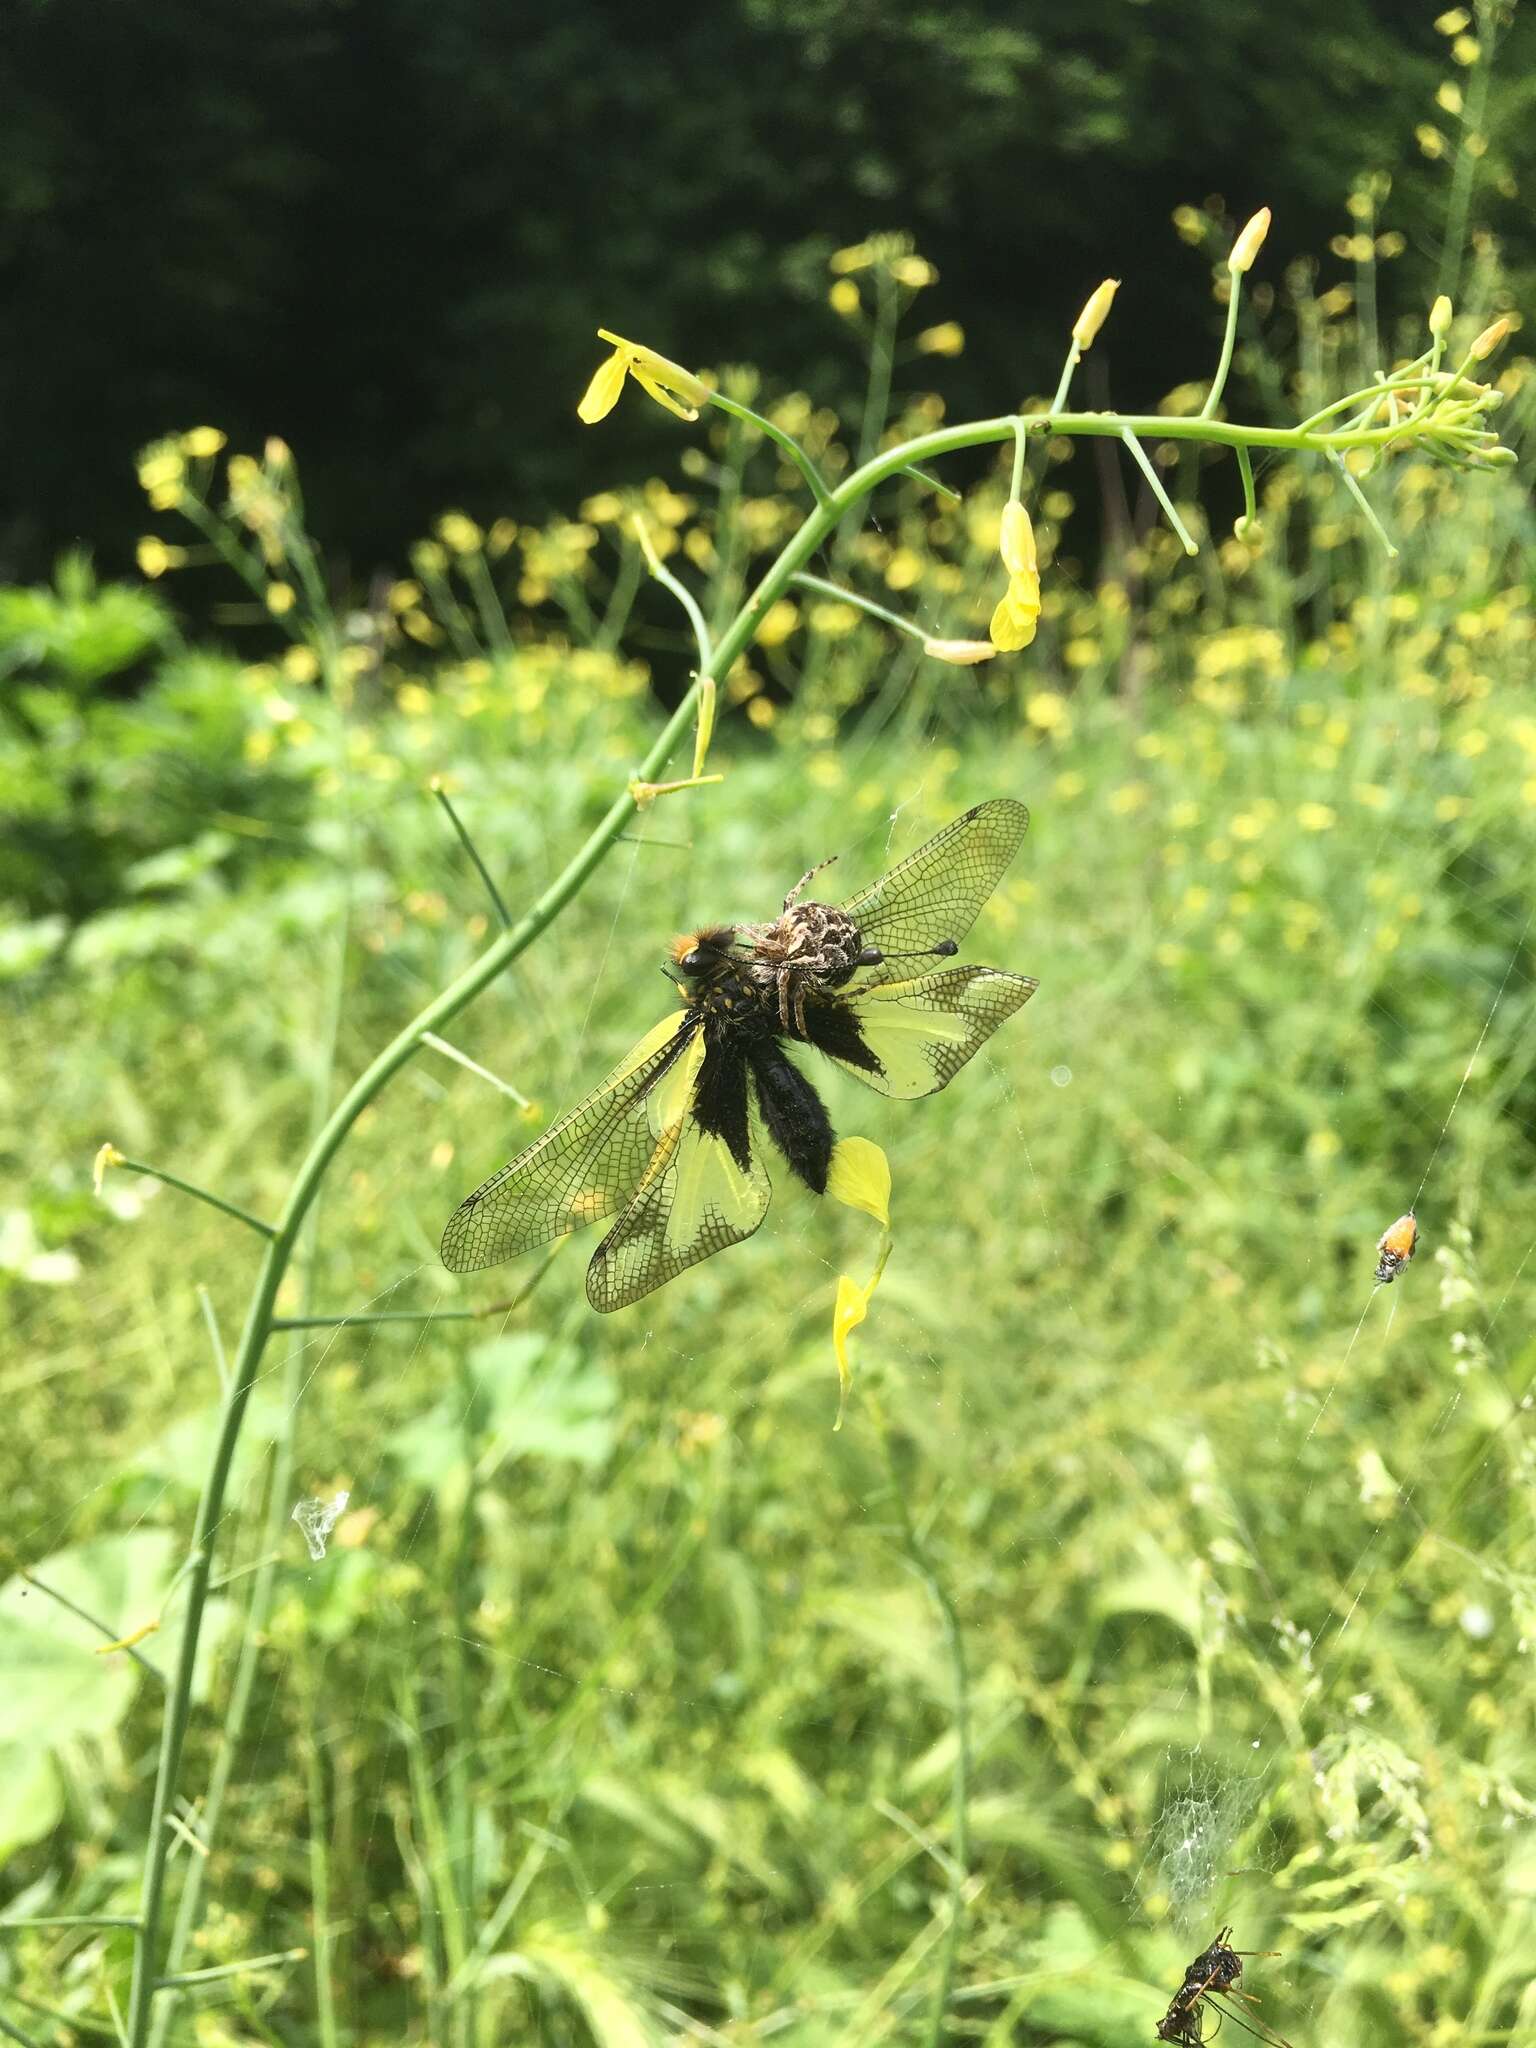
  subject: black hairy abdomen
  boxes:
[748,1040,834,1193]
[800,999,884,1078]
[689,1037,753,1171]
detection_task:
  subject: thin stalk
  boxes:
[18,1573,164,1685]
[634,516,713,673]
[0,2012,42,2048]
[271,1306,477,1331]
[706,393,832,509]
[303,1726,340,2048]
[156,1949,306,1988]
[1119,428,1199,554]
[1328,453,1399,559]
[421,1031,530,1107]
[431,785,513,931]
[869,1405,971,2048]
[1049,343,1081,415]
[1236,444,1257,533]
[1437,36,1494,305]
[0,1918,141,1932]
[195,1287,230,1394]
[1200,273,1243,419]
[103,1158,275,1240]
[790,572,928,648]
[1008,419,1028,502]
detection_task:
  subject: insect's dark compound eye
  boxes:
[680,948,706,974]
[856,946,884,967]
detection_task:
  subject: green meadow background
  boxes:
[5,8,1536,2047]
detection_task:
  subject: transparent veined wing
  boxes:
[801,965,1038,1099]
[440,1011,700,1274]
[586,1037,772,1311]
[838,799,1029,966]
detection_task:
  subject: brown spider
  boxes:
[736,857,881,1036]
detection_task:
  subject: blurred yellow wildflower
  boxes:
[135,537,187,579]
[265,582,297,617]
[829,279,861,317]
[890,255,936,288]
[578,330,709,424]
[1027,690,1069,733]
[830,241,876,274]
[917,320,965,356]
[436,511,483,554]
[1297,802,1337,831]
[180,426,227,459]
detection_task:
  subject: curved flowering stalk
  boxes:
[113,232,1521,2047]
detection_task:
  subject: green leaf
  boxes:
[0,1531,174,1744]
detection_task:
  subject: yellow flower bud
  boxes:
[828,278,861,317]
[1469,316,1511,361]
[999,500,1037,578]
[922,637,997,665]
[1072,278,1120,350]
[916,320,965,356]
[180,426,226,459]
[829,241,875,275]
[1228,206,1272,274]
[436,511,483,554]
[890,255,937,289]
[1429,295,1453,340]
[135,537,187,579]
[266,581,297,616]
[93,1142,125,1196]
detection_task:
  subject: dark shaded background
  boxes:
[3,0,1530,584]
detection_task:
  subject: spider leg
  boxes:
[783,855,837,910]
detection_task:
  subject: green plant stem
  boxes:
[421,1030,530,1107]
[1120,428,1199,555]
[104,1158,275,1240]
[156,1949,306,1988]
[431,786,513,931]
[869,1405,971,2048]
[1236,444,1257,532]
[17,1573,164,1684]
[635,519,713,674]
[1328,453,1399,559]
[272,1307,483,1330]
[304,1725,340,2048]
[790,572,927,648]
[1201,272,1244,419]
[1049,344,1080,415]
[0,2010,42,2048]
[0,1918,141,1932]
[706,393,832,508]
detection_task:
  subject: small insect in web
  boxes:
[1155,1928,1292,2048]
[441,800,1037,1311]
[1374,1210,1418,1285]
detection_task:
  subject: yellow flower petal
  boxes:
[577,348,629,424]
[598,329,710,411]
[827,1137,892,1228]
[832,1272,873,1430]
[990,583,1041,653]
[631,366,701,422]
[93,1142,125,1196]
[1000,500,1037,578]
